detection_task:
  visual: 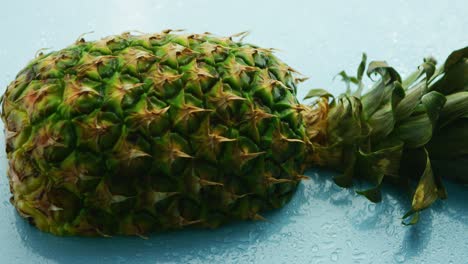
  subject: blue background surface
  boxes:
[0,1,467,263]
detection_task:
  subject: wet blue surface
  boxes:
[0,1,467,263]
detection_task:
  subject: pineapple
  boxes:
[1,31,466,236]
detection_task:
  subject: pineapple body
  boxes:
[1,32,308,236]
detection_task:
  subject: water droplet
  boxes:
[330,252,339,262]
[352,252,366,260]
[367,203,376,213]
[209,246,217,254]
[394,253,405,263]
[385,225,395,236]
[311,245,319,252]
[249,231,259,241]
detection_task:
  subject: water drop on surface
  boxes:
[385,225,395,236]
[311,245,319,252]
[352,251,366,261]
[394,253,405,263]
[248,231,259,241]
[209,246,217,254]
[330,252,339,262]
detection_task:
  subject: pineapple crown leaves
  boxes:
[304,46,468,224]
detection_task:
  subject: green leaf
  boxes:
[438,91,468,128]
[428,65,444,84]
[431,46,468,95]
[402,70,423,90]
[357,53,367,82]
[352,53,368,97]
[336,71,359,84]
[354,138,404,203]
[402,148,446,225]
[303,88,333,100]
[327,97,364,145]
[357,138,404,178]
[402,210,420,226]
[420,91,446,125]
[444,46,468,71]
[394,82,425,121]
[432,158,468,184]
[410,149,445,212]
[361,81,393,120]
[366,61,402,84]
[367,82,405,141]
[335,70,358,94]
[333,146,357,188]
[396,113,432,148]
[420,57,437,83]
[361,61,403,120]
[334,53,368,97]
[427,119,468,159]
[356,186,382,203]
[395,91,445,148]
[401,57,436,90]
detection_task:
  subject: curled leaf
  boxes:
[402,149,446,225]
[303,89,333,100]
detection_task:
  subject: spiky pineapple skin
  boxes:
[1,32,308,236]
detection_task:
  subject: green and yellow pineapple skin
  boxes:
[1,31,308,236]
